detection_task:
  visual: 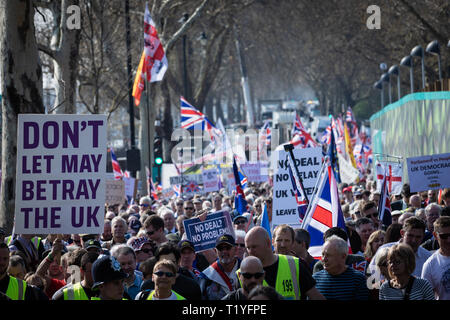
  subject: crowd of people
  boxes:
[1,173,450,301]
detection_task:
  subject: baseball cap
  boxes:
[178,240,195,252]
[391,210,403,217]
[233,215,248,224]
[129,237,151,251]
[215,234,235,248]
[84,239,102,250]
[343,186,352,193]
[91,256,128,289]
[128,218,142,233]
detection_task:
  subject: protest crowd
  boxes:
[1,170,450,301]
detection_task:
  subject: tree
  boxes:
[0,0,45,232]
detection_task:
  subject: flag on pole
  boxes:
[327,125,341,184]
[146,166,158,200]
[109,148,124,179]
[300,158,346,259]
[132,4,168,106]
[286,153,309,223]
[292,113,306,135]
[261,204,273,250]
[378,172,392,227]
[344,122,357,169]
[180,97,216,138]
[233,157,248,215]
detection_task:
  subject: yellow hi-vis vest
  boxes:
[5,276,27,300]
[147,290,186,300]
[63,283,89,300]
[31,237,42,251]
[91,297,128,300]
[236,254,300,300]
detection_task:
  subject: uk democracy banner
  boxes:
[406,153,450,193]
[272,147,322,229]
[183,210,235,252]
[15,114,107,234]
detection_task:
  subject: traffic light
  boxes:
[154,136,163,165]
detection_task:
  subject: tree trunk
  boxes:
[0,0,45,233]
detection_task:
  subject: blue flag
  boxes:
[327,123,341,184]
[233,157,248,215]
[261,204,273,249]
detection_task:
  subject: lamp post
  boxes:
[411,45,425,89]
[400,55,414,93]
[373,80,383,109]
[388,65,401,101]
[426,40,442,83]
[381,72,391,104]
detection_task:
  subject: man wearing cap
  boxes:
[193,198,203,214]
[342,187,353,204]
[84,239,103,255]
[233,215,248,232]
[52,251,99,300]
[90,255,129,300]
[178,240,201,281]
[128,237,155,265]
[199,234,241,300]
[391,210,403,225]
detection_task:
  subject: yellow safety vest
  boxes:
[147,290,186,300]
[236,254,300,300]
[5,276,27,300]
[31,237,42,251]
[91,297,128,300]
[63,283,89,300]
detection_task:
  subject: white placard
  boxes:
[406,153,450,193]
[272,147,322,229]
[105,179,125,205]
[202,168,220,193]
[15,114,107,234]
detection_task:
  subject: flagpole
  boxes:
[283,143,309,204]
[146,79,152,196]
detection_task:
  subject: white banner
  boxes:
[272,147,322,229]
[338,152,359,184]
[123,177,136,199]
[15,114,107,234]
[406,153,450,193]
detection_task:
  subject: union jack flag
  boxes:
[320,124,332,145]
[378,170,392,227]
[258,120,271,160]
[345,106,359,144]
[290,130,318,148]
[180,97,216,139]
[184,181,200,194]
[173,184,181,197]
[109,148,123,179]
[292,113,306,136]
[352,260,368,274]
[300,158,346,259]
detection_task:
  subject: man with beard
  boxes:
[222,256,265,300]
[199,234,241,300]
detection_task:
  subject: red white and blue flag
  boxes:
[378,170,392,227]
[300,158,346,259]
[109,148,123,179]
[290,129,318,149]
[180,96,216,136]
[146,166,158,200]
[292,113,306,135]
[233,156,248,215]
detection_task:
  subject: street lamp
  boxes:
[388,65,401,101]
[426,40,442,82]
[411,45,425,89]
[381,72,391,104]
[400,55,414,93]
[373,79,384,109]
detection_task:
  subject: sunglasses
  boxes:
[146,230,155,236]
[140,203,149,207]
[437,233,450,240]
[234,220,247,225]
[154,271,176,278]
[184,207,194,210]
[139,248,153,254]
[241,272,264,279]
